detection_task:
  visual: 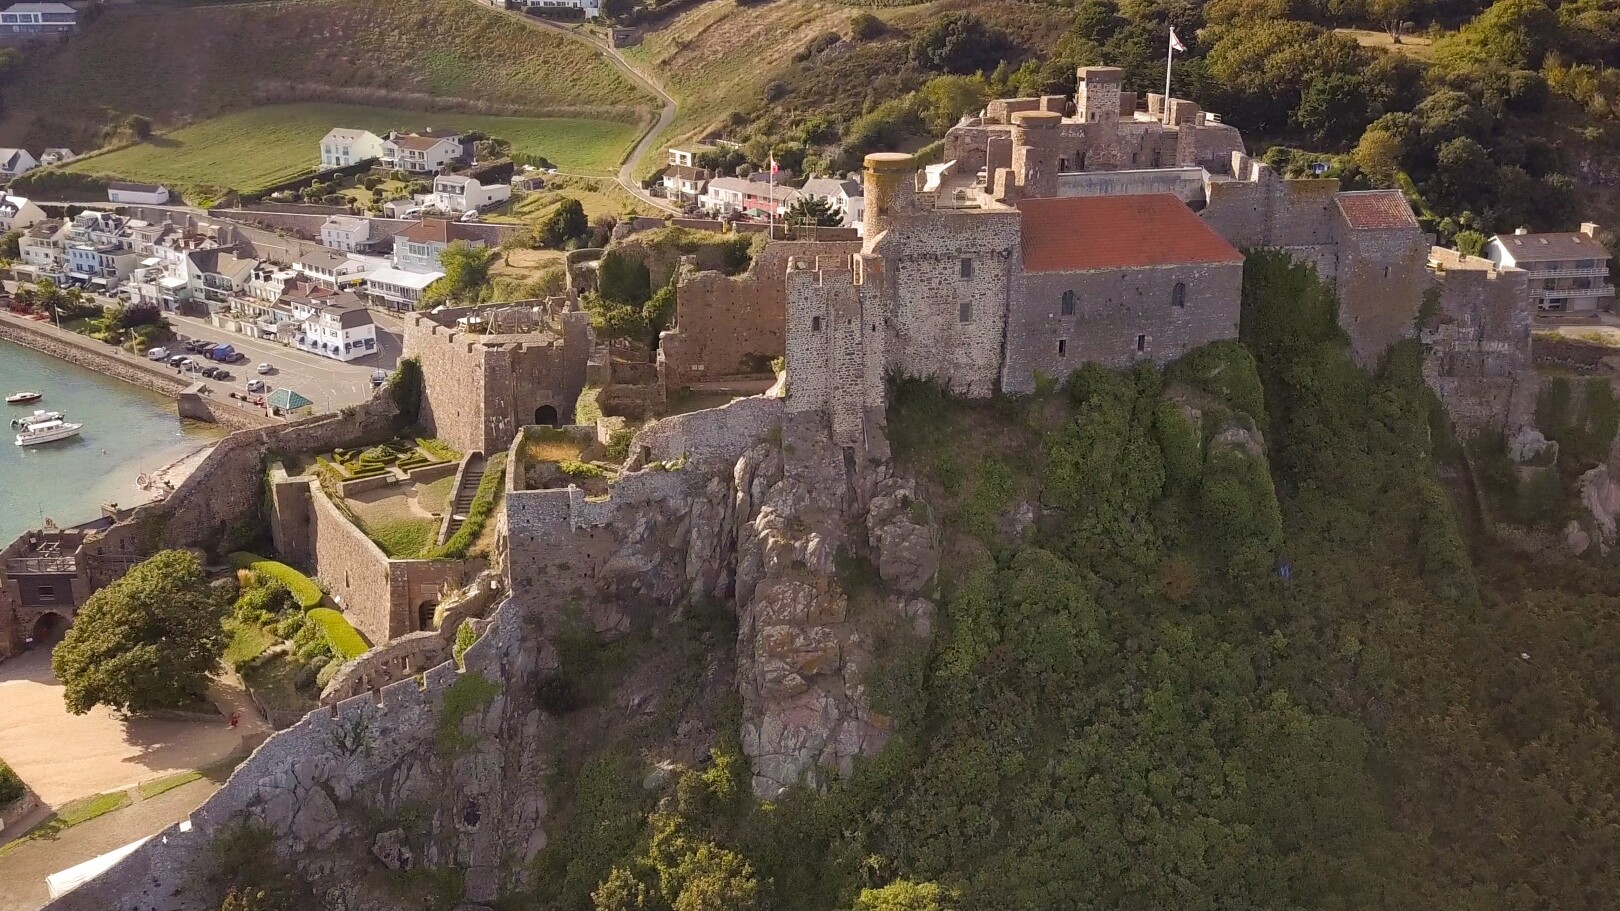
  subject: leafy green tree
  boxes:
[598,250,653,308]
[0,228,19,260]
[593,868,653,911]
[538,197,590,249]
[1294,70,1374,144]
[52,550,227,715]
[1454,229,1487,256]
[849,11,883,41]
[1352,123,1406,186]
[919,75,989,133]
[909,13,1013,75]
[668,843,759,911]
[783,195,843,227]
[419,241,492,308]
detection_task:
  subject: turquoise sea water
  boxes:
[0,338,223,543]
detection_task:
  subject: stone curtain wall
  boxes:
[1201,159,1341,273]
[43,596,550,911]
[784,254,889,452]
[660,240,861,390]
[308,482,397,644]
[626,395,783,470]
[1005,261,1244,391]
[1425,261,1538,432]
[404,314,491,453]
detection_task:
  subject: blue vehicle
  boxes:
[209,343,237,362]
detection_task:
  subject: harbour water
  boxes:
[0,338,224,543]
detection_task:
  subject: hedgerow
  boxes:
[228,552,323,609]
[306,608,368,660]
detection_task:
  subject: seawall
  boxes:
[0,311,272,429]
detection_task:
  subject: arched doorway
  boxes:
[534,405,559,427]
[418,601,439,632]
[30,612,68,648]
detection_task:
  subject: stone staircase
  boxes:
[439,453,487,545]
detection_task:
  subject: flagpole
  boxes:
[768,157,776,239]
[1163,36,1174,125]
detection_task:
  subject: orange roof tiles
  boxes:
[1018,194,1243,273]
[1336,190,1420,231]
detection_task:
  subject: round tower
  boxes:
[862,152,915,239]
[1010,110,1061,199]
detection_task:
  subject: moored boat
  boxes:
[15,419,83,446]
[10,409,65,429]
[5,391,44,405]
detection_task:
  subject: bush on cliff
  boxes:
[52,550,228,715]
[228,553,323,609]
[0,757,23,807]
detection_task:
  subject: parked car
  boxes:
[459,210,480,223]
[257,362,274,375]
[214,370,233,381]
[201,366,220,379]
[146,347,169,361]
[167,355,190,368]
[246,379,269,393]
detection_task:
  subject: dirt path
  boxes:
[475,9,681,213]
[0,777,219,911]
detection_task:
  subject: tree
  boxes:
[0,228,20,260]
[1454,229,1487,256]
[1353,125,1405,187]
[117,301,163,328]
[1369,0,1413,41]
[1294,71,1374,144]
[52,550,227,715]
[598,250,652,307]
[593,868,653,911]
[854,881,955,911]
[420,241,493,307]
[783,195,843,227]
[644,280,678,339]
[909,13,1014,75]
[668,843,758,911]
[919,74,990,133]
[537,197,589,249]
[126,115,152,140]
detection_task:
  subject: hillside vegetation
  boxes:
[60,104,640,193]
[509,253,1620,911]
[0,0,654,151]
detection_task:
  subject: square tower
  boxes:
[1076,66,1124,124]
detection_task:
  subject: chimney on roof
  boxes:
[1581,221,1601,238]
[1514,226,1529,235]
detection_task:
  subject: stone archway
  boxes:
[418,601,439,632]
[30,612,69,648]
[534,405,559,427]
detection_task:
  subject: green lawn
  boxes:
[223,619,273,669]
[63,103,641,193]
[358,515,440,558]
[0,791,132,857]
[136,771,202,800]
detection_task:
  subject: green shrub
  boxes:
[435,672,499,756]
[306,608,369,660]
[417,437,460,462]
[0,757,23,806]
[228,553,323,609]
[558,459,612,480]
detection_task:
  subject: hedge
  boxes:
[228,552,324,609]
[307,607,369,659]
[429,453,506,559]
[0,757,23,806]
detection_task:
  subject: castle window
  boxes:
[959,258,973,279]
[1057,339,1067,357]
[1171,282,1186,308]
[1383,265,1391,278]
[959,299,972,322]
[811,316,822,332]
[1059,157,1069,171]
[1061,290,1075,316]
[36,584,55,601]
[1136,334,1147,352]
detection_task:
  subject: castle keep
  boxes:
[785,66,1507,453]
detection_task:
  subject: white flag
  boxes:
[1169,28,1186,52]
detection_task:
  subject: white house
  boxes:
[186,247,257,313]
[0,2,76,34]
[383,130,463,174]
[363,267,442,311]
[320,215,380,252]
[667,145,716,168]
[17,219,66,281]
[38,147,74,166]
[524,0,600,17]
[1484,223,1616,314]
[424,174,511,214]
[700,176,797,218]
[319,129,387,170]
[0,148,37,181]
[107,182,171,205]
[0,194,45,233]
[292,248,369,290]
[288,290,377,362]
[661,164,711,204]
[797,176,863,227]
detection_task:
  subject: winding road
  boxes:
[486,9,681,213]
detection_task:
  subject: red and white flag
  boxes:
[769,156,780,176]
[1169,28,1186,53]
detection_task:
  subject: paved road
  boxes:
[482,11,681,214]
[159,311,401,413]
[0,776,219,911]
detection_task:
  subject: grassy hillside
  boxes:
[61,104,641,192]
[0,0,654,151]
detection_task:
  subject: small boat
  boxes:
[10,409,65,429]
[6,391,43,405]
[15,419,83,446]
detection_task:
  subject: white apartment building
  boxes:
[320,129,387,170]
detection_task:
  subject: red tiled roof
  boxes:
[398,218,451,244]
[1018,194,1242,272]
[1336,190,1420,231]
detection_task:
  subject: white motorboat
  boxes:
[10,409,65,429]
[6,391,44,405]
[15,419,83,446]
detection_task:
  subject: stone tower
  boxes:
[1076,66,1123,124]
[862,151,917,239]
[1011,110,1061,199]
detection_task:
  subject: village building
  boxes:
[0,147,37,180]
[424,173,512,214]
[0,1,76,35]
[662,164,711,204]
[383,129,465,174]
[0,192,45,232]
[1484,224,1615,314]
[107,181,171,205]
[287,288,378,361]
[320,128,387,169]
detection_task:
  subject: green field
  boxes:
[63,103,642,193]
